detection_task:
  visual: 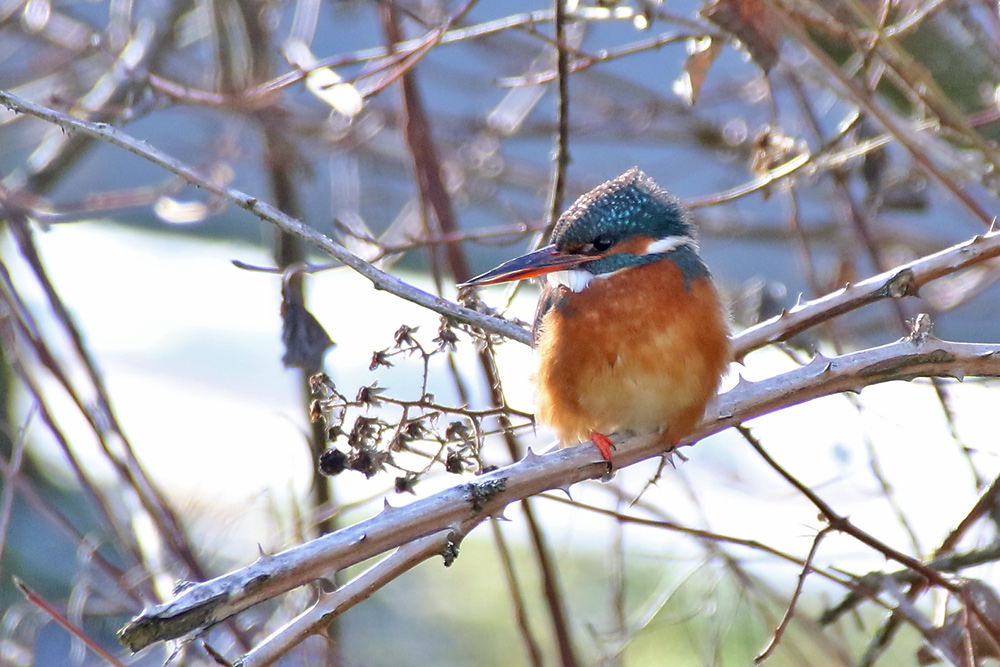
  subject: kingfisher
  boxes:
[462,168,730,465]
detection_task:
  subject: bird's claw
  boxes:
[591,432,615,471]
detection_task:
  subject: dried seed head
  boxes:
[434,318,458,350]
[310,372,335,395]
[348,416,379,448]
[405,421,425,439]
[445,450,464,474]
[394,324,417,348]
[445,420,471,442]
[356,383,386,407]
[394,474,418,494]
[370,350,393,371]
[349,447,387,479]
[318,448,347,476]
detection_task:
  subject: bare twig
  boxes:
[937,473,1000,557]
[543,0,570,230]
[0,90,532,346]
[737,423,962,592]
[7,3,1000,665]
[755,527,831,663]
[0,405,33,580]
[491,519,546,667]
[15,577,128,667]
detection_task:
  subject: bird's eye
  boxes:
[589,235,615,253]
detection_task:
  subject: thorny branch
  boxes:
[732,229,1000,360]
[120,334,1000,657]
[0,91,533,346]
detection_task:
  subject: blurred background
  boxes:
[2,0,1000,665]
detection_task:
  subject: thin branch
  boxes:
[736,423,955,589]
[937,473,1000,557]
[821,478,1000,627]
[0,450,134,599]
[381,8,581,660]
[0,90,533,346]
[543,0,570,230]
[755,526,831,663]
[737,424,1000,653]
[491,520,546,667]
[15,577,128,667]
[0,405,33,580]
[0,227,207,582]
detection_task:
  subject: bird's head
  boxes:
[462,168,697,292]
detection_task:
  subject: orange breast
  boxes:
[533,258,730,445]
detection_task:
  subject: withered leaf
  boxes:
[703,0,780,72]
[674,36,723,107]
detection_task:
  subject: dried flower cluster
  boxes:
[309,320,516,488]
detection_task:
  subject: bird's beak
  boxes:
[460,244,589,287]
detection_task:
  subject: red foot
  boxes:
[590,432,615,463]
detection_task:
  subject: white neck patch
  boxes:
[645,235,696,255]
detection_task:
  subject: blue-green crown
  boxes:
[550,168,706,281]
[550,167,692,251]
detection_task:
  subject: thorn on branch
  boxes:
[200,640,229,665]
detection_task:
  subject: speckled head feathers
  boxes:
[550,168,692,251]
